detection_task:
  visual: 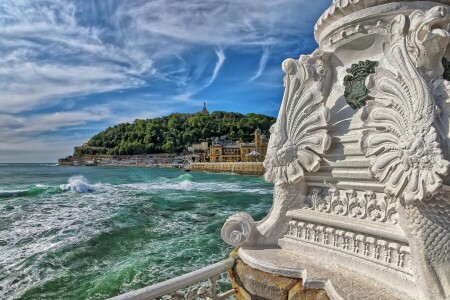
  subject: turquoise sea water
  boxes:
[0,164,273,299]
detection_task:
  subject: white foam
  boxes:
[60,176,94,193]
[120,178,272,195]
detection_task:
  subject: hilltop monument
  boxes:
[201,102,209,115]
[222,1,450,299]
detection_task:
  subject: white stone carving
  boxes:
[285,218,411,273]
[314,0,450,43]
[263,50,331,185]
[360,7,450,204]
[220,212,256,247]
[360,7,450,300]
[304,188,398,224]
[222,2,450,300]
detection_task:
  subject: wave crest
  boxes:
[0,186,48,199]
[60,176,94,193]
[176,174,194,181]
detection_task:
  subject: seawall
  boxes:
[189,162,264,175]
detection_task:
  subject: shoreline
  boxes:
[58,162,265,176]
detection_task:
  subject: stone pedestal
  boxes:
[230,258,329,300]
[222,1,450,299]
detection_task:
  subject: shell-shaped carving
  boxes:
[264,50,331,185]
[221,212,256,247]
[360,11,450,205]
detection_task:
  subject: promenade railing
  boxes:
[108,258,236,300]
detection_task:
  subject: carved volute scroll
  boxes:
[263,50,332,185]
[360,7,450,204]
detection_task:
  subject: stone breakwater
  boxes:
[189,162,264,175]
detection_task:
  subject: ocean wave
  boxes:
[121,179,272,195]
[0,186,48,199]
[176,174,194,181]
[60,176,95,193]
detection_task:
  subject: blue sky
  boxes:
[0,0,330,162]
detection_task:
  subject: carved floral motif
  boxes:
[263,50,331,185]
[360,7,450,204]
[304,188,398,224]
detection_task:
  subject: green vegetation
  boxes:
[75,111,276,156]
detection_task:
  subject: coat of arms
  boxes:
[443,57,450,81]
[343,60,378,109]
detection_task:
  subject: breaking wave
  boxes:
[121,177,272,195]
[0,186,48,199]
[0,165,274,299]
[176,174,194,181]
[60,176,95,193]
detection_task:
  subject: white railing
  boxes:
[108,258,236,300]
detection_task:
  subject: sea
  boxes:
[0,164,273,299]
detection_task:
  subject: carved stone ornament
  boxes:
[360,7,450,299]
[263,50,331,185]
[222,2,450,300]
[360,7,450,204]
[220,212,256,247]
[344,60,378,109]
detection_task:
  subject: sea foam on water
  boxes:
[60,176,94,193]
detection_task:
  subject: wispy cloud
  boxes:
[0,0,329,162]
[249,47,270,82]
[205,48,226,88]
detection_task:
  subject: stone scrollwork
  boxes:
[360,7,450,204]
[263,50,332,185]
[221,212,257,247]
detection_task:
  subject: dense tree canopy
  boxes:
[74,112,276,156]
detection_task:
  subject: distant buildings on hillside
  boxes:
[59,103,271,165]
[210,128,268,162]
[188,128,268,163]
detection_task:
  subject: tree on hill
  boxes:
[74,111,276,156]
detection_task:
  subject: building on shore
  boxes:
[209,128,268,162]
[187,141,209,162]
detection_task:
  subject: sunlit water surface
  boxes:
[0,164,273,299]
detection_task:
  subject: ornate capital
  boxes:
[263,50,331,185]
[360,7,450,205]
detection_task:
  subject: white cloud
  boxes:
[0,0,329,162]
[0,108,110,134]
[204,48,226,88]
[0,0,325,114]
[249,47,270,82]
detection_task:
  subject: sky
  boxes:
[0,0,330,163]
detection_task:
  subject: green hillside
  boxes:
[75,111,276,156]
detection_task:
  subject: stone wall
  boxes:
[189,162,264,175]
[230,259,329,300]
